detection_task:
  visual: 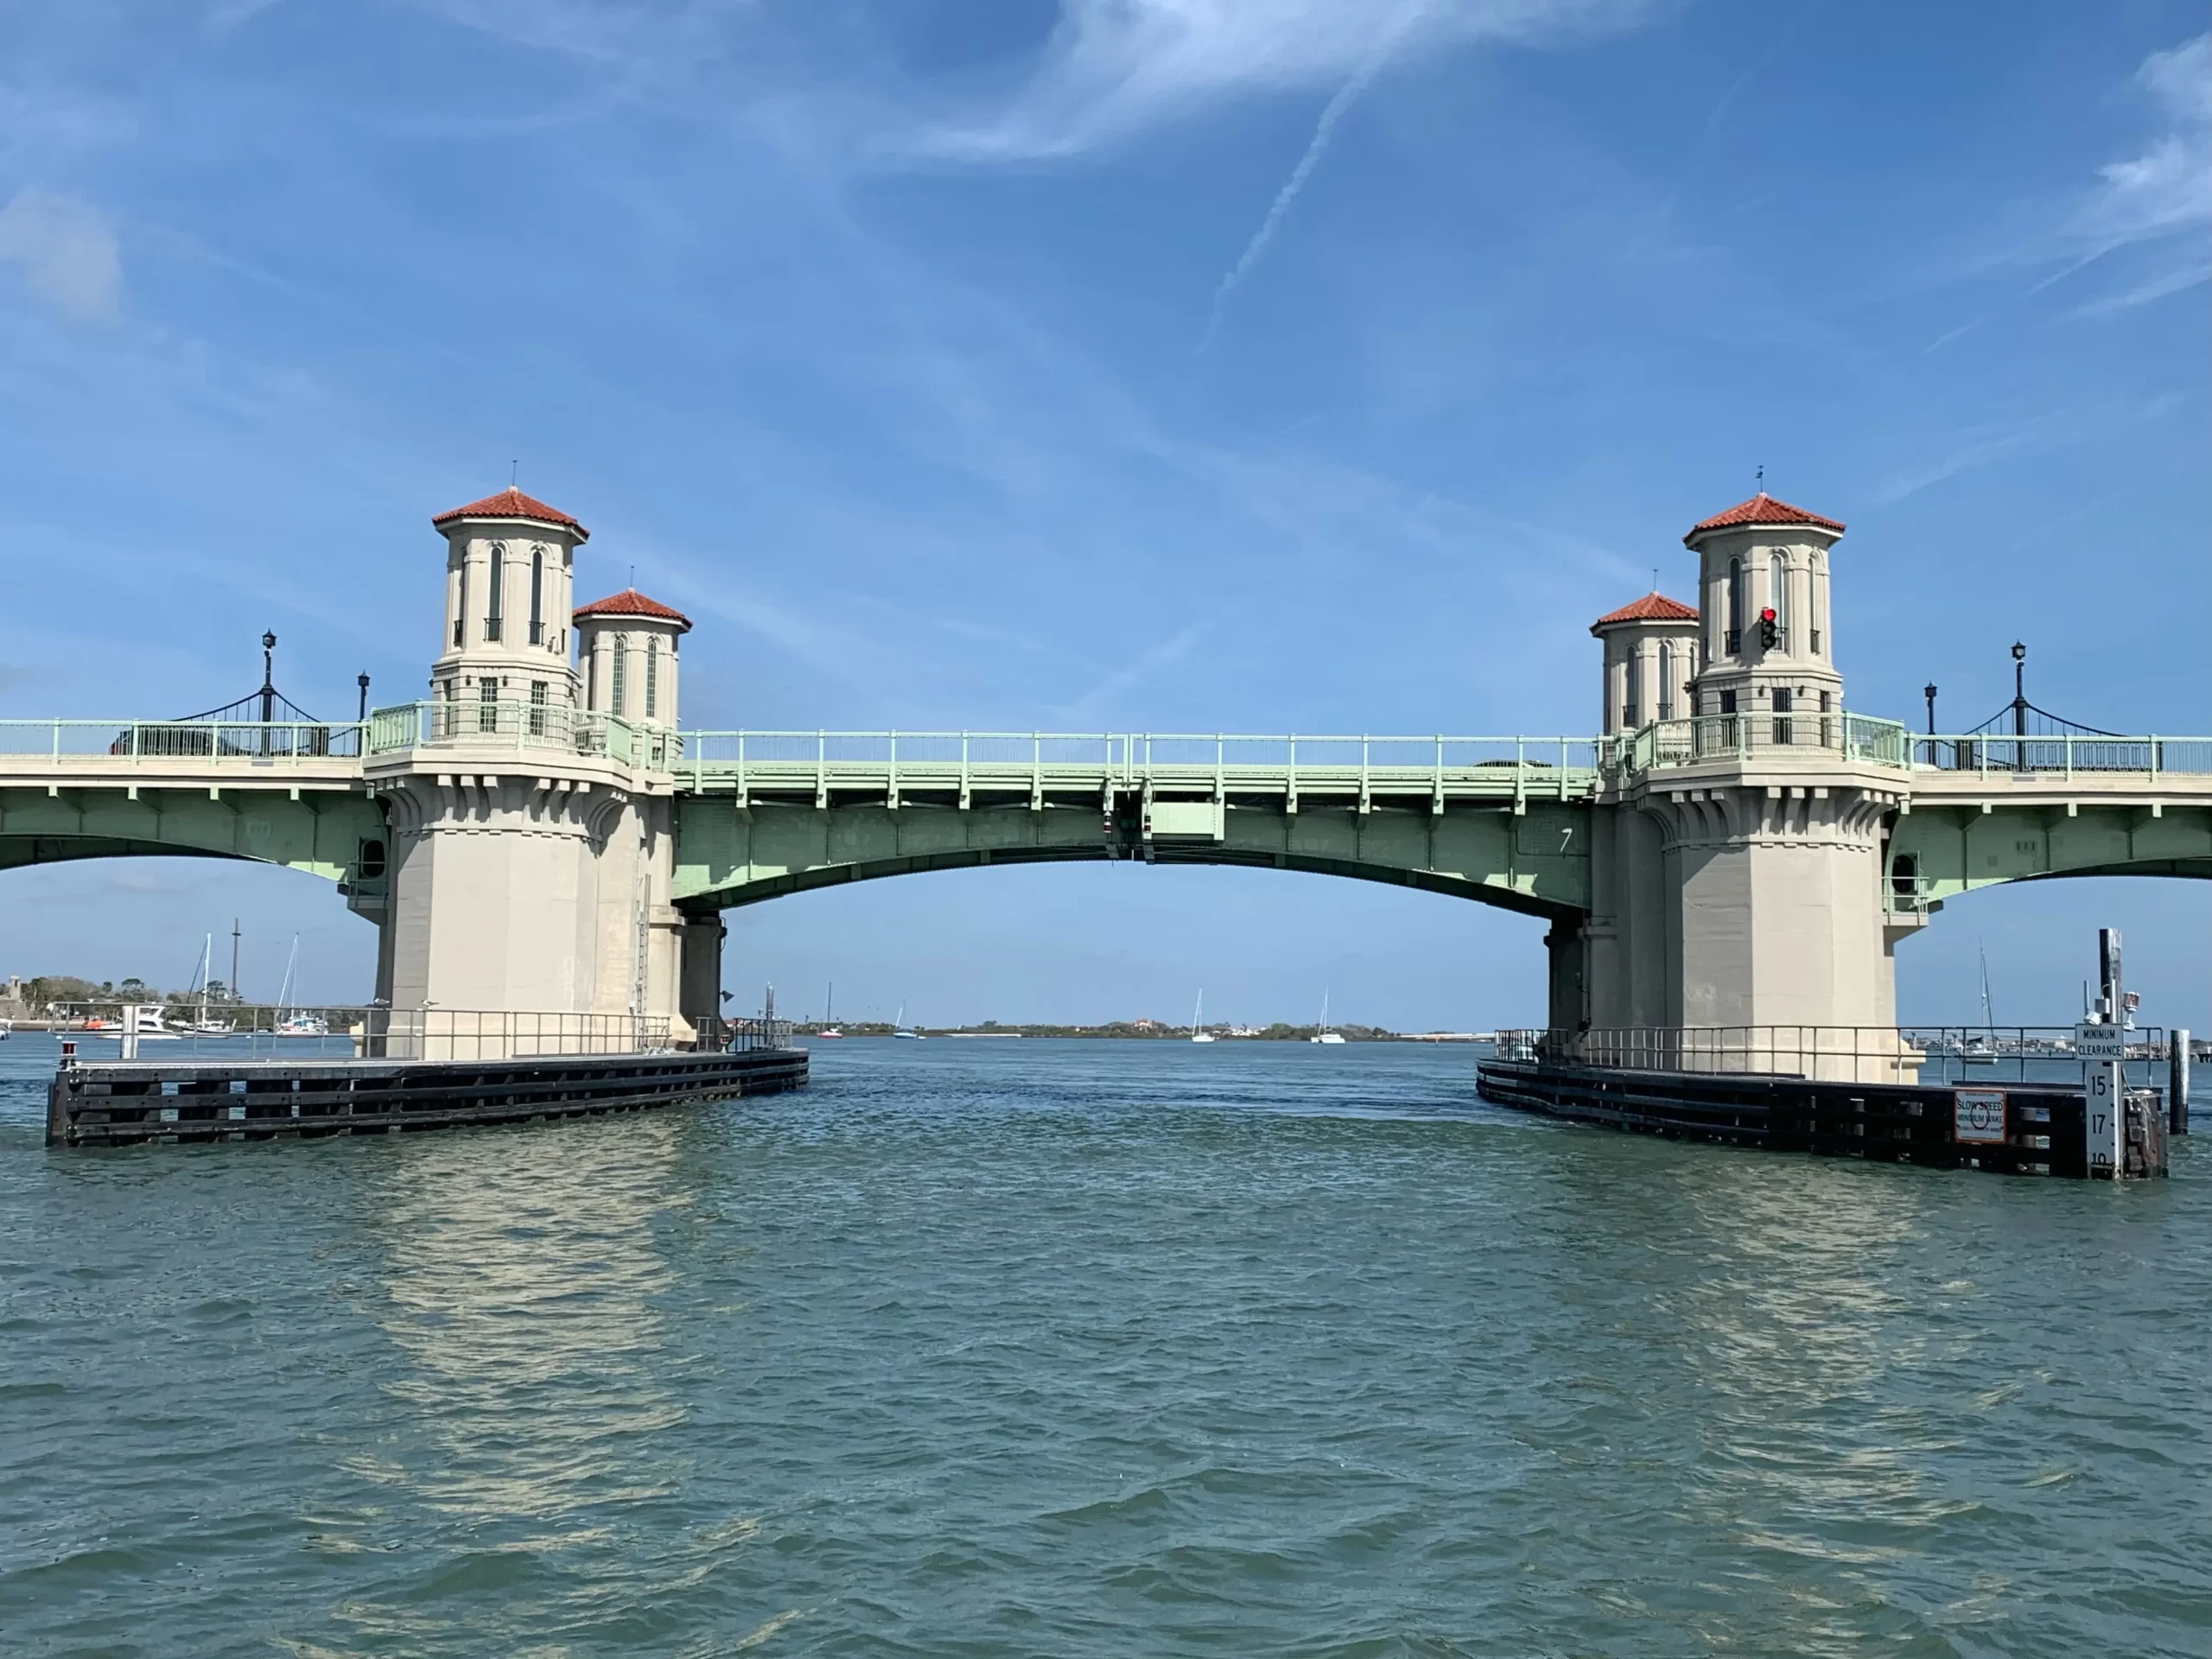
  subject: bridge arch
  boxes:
[669,796,1592,924]
[0,787,389,900]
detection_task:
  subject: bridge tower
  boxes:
[1580,494,1909,1066]
[364,490,693,1037]
[571,588,724,1033]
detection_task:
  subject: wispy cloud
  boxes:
[1058,623,1210,722]
[912,0,1645,161]
[1866,394,2179,505]
[2033,32,2210,307]
[0,188,122,320]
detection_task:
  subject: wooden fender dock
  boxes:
[46,1046,808,1148]
[1478,1059,2168,1179]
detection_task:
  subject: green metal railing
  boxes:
[1606,711,1911,777]
[1906,734,2212,778]
[13,707,2210,796]
[671,731,1606,803]
[0,719,366,764]
[365,702,679,768]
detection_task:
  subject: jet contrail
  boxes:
[1199,55,1384,353]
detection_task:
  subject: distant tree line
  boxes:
[9,975,242,1012]
[791,1019,1402,1040]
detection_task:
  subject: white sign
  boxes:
[2075,1023,2126,1060]
[1954,1089,2007,1144]
[2084,1063,2120,1177]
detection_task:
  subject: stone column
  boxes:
[678,912,725,1039]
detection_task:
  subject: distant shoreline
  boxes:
[797,1022,1494,1043]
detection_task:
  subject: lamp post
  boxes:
[1923,683,1937,735]
[357,673,371,722]
[2011,641,2027,738]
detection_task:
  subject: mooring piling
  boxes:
[2171,1027,2191,1137]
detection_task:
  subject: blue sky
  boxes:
[1,0,2206,1028]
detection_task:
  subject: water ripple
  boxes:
[2,1035,2208,1655]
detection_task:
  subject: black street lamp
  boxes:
[1923,683,1937,734]
[357,673,372,722]
[2011,641,2028,737]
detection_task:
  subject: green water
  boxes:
[2,1035,2207,1656]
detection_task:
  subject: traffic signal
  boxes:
[1758,607,1778,649]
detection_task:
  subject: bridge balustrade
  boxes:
[1605,711,1911,779]
[667,730,1605,801]
[1908,734,2212,777]
[366,702,679,767]
[0,719,365,764]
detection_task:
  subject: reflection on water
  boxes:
[0,1035,2205,1657]
[361,1123,690,1515]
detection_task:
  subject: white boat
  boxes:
[1310,990,1346,1044]
[178,933,234,1035]
[1961,944,1999,1065]
[893,1001,923,1039]
[129,1005,180,1040]
[0,1019,10,1040]
[817,981,842,1039]
[269,937,326,1034]
[1190,989,1215,1043]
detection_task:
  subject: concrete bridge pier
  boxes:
[678,912,725,1033]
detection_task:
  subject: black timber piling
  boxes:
[46,1047,807,1148]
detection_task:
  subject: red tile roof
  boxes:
[573,588,690,630]
[431,486,590,540]
[1591,592,1699,633]
[1684,492,1843,543]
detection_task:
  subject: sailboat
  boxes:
[1309,989,1346,1045]
[182,935,235,1035]
[1190,989,1215,1043]
[893,1001,923,1039]
[272,936,327,1036]
[1960,943,1999,1065]
[817,981,842,1039]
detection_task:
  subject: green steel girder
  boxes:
[1888,801,2212,906]
[0,785,386,884]
[671,796,1592,918]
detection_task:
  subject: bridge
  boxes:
[3,484,2204,1058]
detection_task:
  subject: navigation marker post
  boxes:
[2077,927,2128,1179]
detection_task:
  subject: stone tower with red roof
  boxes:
[364,488,704,1042]
[429,486,589,718]
[1589,591,1700,736]
[574,588,692,734]
[1573,493,1911,1067]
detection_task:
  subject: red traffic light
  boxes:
[1759,607,1777,622]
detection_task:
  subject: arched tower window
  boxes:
[1658,642,1675,721]
[645,635,659,720]
[486,542,505,642]
[1769,550,1788,647]
[1726,558,1745,653]
[529,547,544,645]
[611,638,628,718]
[454,556,468,648]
